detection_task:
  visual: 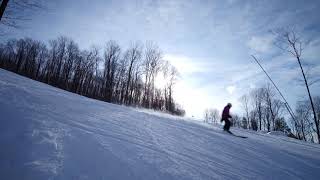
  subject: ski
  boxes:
[224,130,248,138]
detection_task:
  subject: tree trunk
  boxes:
[0,0,9,21]
[296,55,320,143]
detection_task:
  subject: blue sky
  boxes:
[2,0,320,118]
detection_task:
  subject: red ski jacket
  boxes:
[221,105,232,120]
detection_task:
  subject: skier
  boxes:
[221,103,232,133]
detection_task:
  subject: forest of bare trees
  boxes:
[236,84,320,143]
[290,97,320,142]
[237,84,289,133]
[0,37,185,116]
[204,108,220,124]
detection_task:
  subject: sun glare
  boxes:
[155,74,167,89]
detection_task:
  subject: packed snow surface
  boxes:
[1,68,320,180]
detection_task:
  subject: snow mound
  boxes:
[1,68,320,180]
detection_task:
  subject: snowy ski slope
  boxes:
[1,68,320,180]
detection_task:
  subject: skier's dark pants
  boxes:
[223,119,231,131]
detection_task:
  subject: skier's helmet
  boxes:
[227,103,232,107]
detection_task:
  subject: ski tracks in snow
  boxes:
[2,69,320,180]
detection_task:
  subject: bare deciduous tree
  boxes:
[143,42,162,108]
[204,108,220,124]
[104,40,121,102]
[240,94,250,129]
[251,87,265,130]
[124,42,142,105]
[273,28,319,143]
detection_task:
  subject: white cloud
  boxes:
[226,85,236,94]
[303,37,320,62]
[249,83,256,89]
[247,35,275,53]
[163,54,212,75]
